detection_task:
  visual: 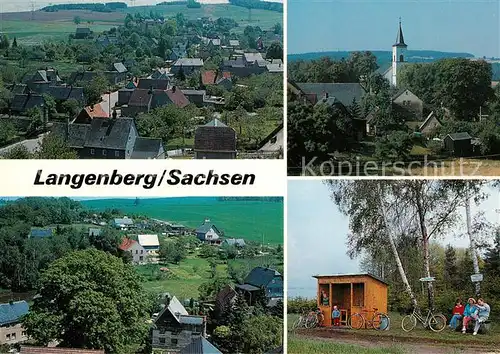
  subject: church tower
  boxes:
[392,18,407,87]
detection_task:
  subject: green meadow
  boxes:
[81,197,284,244]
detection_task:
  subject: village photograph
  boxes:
[0,0,283,160]
[0,196,284,354]
[287,179,500,354]
[287,0,500,176]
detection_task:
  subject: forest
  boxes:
[42,2,128,12]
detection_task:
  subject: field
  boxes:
[0,4,283,45]
[288,313,500,354]
[81,197,284,244]
[407,158,500,176]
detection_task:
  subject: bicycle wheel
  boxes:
[429,313,447,332]
[401,314,417,332]
[305,314,318,328]
[371,312,390,331]
[291,317,301,330]
[349,313,365,329]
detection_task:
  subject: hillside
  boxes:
[81,197,284,244]
[288,50,500,80]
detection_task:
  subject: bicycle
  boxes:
[401,308,447,332]
[291,312,308,330]
[348,308,390,330]
[291,310,323,330]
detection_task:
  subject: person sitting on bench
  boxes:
[472,298,490,336]
[449,298,464,330]
[462,298,477,333]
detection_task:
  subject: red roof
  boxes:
[202,70,231,85]
[85,104,108,118]
[21,347,105,354]
[118,238,137,251]
[166,88,190,108]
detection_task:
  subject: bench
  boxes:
[454,319,491,334]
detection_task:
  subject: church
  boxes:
[381,19,408,87]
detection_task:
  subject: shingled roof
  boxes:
[85,118,135,149]
[137,78,170,90]
[244,267,282,288]
[179,337,222,354]
[295,83,365,108]
[194,119,236,152]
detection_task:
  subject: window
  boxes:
[135,250,138,254]
[159,338,165,344]
[115,151,120,157]
[22,331,27,337]
[353,283,365,307]
[102,150,107,156]
[140,256,143,261]
[270,136,277,144]
[399,54,404,62]
[171,338,178,345]
[90,149,95,155]
[141,250,143,254]
[6,334,10,341]
[11,333,16,340]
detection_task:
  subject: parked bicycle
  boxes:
[401,307,447,332]
[348,308,390,330]
[291,309,324,330]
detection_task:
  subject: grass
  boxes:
[81,197,284,245]
[0,4,282,45]
[410,145,431,156]
[408,158,500,176]
[288,337,407,354]
[165,137,194,151]
[288,313,500,349]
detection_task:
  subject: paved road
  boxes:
[0,134,45,155]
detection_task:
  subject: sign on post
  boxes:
[419,277,435,282]
[470,274,483,283]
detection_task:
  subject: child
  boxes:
[449,298,464,330]
[332,305,341,326]
[461,297,477,333]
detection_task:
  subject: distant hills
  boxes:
[288,50,500,81]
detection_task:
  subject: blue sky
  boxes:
[288,0,500,58]
[287,180,500,299]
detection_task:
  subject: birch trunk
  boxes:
[465,187,481,296]
[415,195,435,311]
[377,184,418,309]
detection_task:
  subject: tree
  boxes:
[11,37,17,48]
[484,231,500,277]
[81,74,108,106]
[176,65,186,81]
[2,144,32,159]
[241,315,282,354]
[374,131,413,161]
[61,99,81,119]
[0,34,9,50]
[73,16,81,25]
[23,249,151,353]
[159,239,187,264]
[0,121,16,146]
[266,42,283,61]
[444,244,459,290]
[34,134,78,159]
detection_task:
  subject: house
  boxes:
[171,58,204,75]
[236,267,283,306]
[266,62,283,74]
[119,238,148,264]
[118,80,138,106]
[181,89,206,107]
[195,218,223,244]
[113,217,134,230]
[137,78,171,90]
[47,86,85,103]
[152,296,206,351]
[10,94,45,114]
[201,70,232,90]
[444,132,473,157]
[29,227,54,239]
[138,234,160,253]
[0,301,29,345]
[258,123,283,156]
[130,138,165,159]
[180,337,222,354]
[51,118,165,159]
[121,87,189,117]
[294,83,365,109]
[419,111,442,136]
[314,273,388,327]
[391,89,424,120]
[222,55,267,77]
[228,39,240,48]
[88,228,101,237]
[74,104,109,124]
[20,347,105,354]
[222,238,246,247]
[194,119,237,159]
[22,69,62,86]
[75,27,92,39]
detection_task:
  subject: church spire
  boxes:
[394,18,407,47]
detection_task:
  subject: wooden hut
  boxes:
[313,273,388,327]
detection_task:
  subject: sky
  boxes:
[288,0,500,58]
[287,180,500,299]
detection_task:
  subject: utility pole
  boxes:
[465,185,481,296]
